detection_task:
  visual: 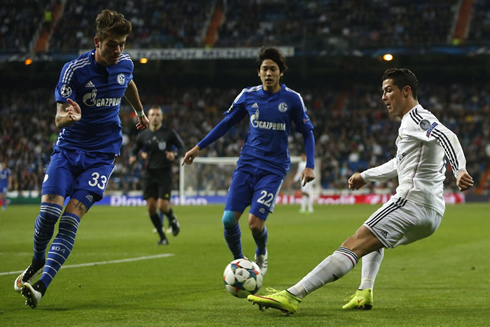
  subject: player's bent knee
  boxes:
[222,211,236,228]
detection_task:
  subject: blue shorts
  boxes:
[225,166,283,221]
[42,149,116,203]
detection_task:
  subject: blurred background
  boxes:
[0,0,489,204]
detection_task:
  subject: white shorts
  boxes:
[300,181,312,195]
[364,197,443,249]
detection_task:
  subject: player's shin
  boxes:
[33,203,63,261]
[359,248,384,290]
[39,213,80,288]
[289,247,358,297]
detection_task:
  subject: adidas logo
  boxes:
[252,102,259,108]
[85,81,95,88]
[85,194,94,202]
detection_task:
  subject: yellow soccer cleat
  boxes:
[342,288,373,310]
[248,288,301,314]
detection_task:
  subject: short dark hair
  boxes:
[382,68,419,100]
[256,47,288,73]
[95,9,132,40]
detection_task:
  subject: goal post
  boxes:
[179,156,321,204]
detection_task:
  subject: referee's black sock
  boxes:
[150,214,166,239]
[165,208,177,222]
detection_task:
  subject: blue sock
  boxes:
[158,210,164,225]
[253,226,268,256]
[39,212,80,288]
[33,203,63,262]
[224,224,243,260]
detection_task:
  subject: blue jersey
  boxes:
[54,50,134,155]
[225,84,313,177]
[0,167,11,190]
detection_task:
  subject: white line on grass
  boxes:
[0,253,175,276]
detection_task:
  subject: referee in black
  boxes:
[129,105,186,245]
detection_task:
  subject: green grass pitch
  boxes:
[1,204,489,326]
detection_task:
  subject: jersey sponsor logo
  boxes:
[250,109,286,131]
[85,81,95,88]
[426,122,438,138]
[278,102,288,112]
[60,84,72,97]
[252,102,259,108]
[82,88,122,107]
[117,73,125,85]
[419,119,431,130]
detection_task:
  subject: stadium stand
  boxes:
[0,0,489,197]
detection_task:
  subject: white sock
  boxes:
[307,194,313,212]
[301,195,307,211]
[358,248,384,290]
[288,247,358,298]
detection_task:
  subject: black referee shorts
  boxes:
[143,168,173,200]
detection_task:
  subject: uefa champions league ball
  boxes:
[223,258,263,298]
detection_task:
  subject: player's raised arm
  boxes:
[55,99,81,128]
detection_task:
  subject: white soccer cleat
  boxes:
[14,262,44,293]
[21,283,43,309]
[254,249,268,276]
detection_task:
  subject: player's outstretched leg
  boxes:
[14,259,45,293]
[342,288,373,310]
[248,289,301,314]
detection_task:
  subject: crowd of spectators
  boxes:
[4,0,487,54]
[466,0,490,45]
[1,81,489,197]
[217,0,458,49]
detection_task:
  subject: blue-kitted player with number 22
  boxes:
[14,10,149,309]
[183,47,316,277]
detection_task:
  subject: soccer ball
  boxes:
[223,258,263,298]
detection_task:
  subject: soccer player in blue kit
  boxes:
[183,47,315,276]
[14,9,149,308]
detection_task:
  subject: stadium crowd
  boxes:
[1,82,489,195]
[3,0,479,53]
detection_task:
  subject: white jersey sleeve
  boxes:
[361,158,398,183]
[294,161,307,182]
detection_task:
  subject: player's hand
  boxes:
[456,170,474,191]
[182,146,200,166]
[66,99,81,122]
[165,151,176,161]
[301,167,315,186]
[348,172,366,190]
[136,114,149,130]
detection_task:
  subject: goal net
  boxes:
[178,156,321,204]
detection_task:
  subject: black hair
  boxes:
[255,47,288,73]
[382,68,419,100]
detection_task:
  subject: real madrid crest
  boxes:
[278,102,288,112]
[117,73,125,85]
[419,119,430,130]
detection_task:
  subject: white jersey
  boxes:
[361,104,467,216]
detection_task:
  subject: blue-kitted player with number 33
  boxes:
[183,47,315,277]
[14,9,149,309]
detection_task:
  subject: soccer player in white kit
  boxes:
[294,153,314,214]
[248,68,474,314]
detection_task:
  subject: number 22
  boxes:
[257,191,274,207]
